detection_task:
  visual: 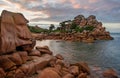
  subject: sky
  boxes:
[0,0,120,32]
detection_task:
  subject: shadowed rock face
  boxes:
[0,10,32,54]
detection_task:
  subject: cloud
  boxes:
[73,4,81,9]
[0,0,120,24]
[88,0,98,3]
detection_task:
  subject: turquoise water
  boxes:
[36,33,120,75]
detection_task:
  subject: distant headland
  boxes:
[31,14,113,43]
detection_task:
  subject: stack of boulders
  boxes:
[73,15,113,42]
[0,10,54,78]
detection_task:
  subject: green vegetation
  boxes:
[71,22,77,29]
[58,20,95,33]
[28,25,48,33]
[28,22,95,34]
[49,24,55,32]
[84,26,95,31]
[75,26,95,33]
[75,26,84,32]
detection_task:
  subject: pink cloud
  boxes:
[89,0,98,3]
[69,0,81,9]
[70,0,76,4]
[73,4,81,9]
[83,6,90,10]
[60,0,67,3]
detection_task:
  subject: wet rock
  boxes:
[103,68,118,78]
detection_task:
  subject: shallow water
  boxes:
[36,33,120,75]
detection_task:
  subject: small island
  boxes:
[0,10,118,78]
[31,14,113,43]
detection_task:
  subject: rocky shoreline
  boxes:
[32,32,113,43]
[0,10,118,78]
[32,15,113,43]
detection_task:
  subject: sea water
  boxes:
[36,33,120,75]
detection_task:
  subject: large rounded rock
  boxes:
[29,49,41,57]
[74,62,90,75]
[37,68,61,78]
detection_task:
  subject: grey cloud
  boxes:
[2,0,120,23]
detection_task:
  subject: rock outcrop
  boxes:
[33,14,113,43]
[72,15,113,41]
[0,10,33,54]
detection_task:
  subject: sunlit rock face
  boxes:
[0,10,32,54]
